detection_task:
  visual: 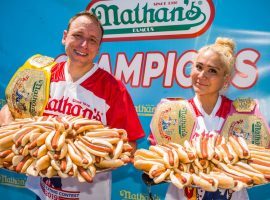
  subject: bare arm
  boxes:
[0,104,14,126]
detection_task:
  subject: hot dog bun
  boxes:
[229,136,250,159]
[192,172,218,192]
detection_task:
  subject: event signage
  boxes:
[87,0,215,41]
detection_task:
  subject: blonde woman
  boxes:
[165,37,249,200]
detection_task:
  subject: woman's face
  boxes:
[191,49,229,97]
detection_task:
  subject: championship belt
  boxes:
[151,98,195,145]
[221,97,270,147]
[5,54,55,118]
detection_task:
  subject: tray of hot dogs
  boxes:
[134,134,270,191]
[0,115,133,183]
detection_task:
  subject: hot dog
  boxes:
[12,155,24,167]
[149,145,175,168]
[170,170,192,189]
[216,163,253,186]
[35,155,50,173]
[85,130,120,138]
[45,130,57,151]
[74,141,93,166]
[0,129,17,139]
[209,171,235,189]
[134,149,162,160]
[215,134,226,146]
[73,118,102,129]
[168,142,195,164]
[77,137,109,157]
[77,166,95,183]
[0,134,14,151]
[14,155,32,173]
[67,140,89,166]
[112,140,124,159]
[250,148,270,159]
[21,128,40,147]
[148,165,166,179]
[76,125,104,134]
[192,134,215,160]
[192,172,218,192]
[36,131,50,146]
[13,127,34,147]
[0,149,12,158]
[39,166,57,178]
[151,168,171,184]
[134,159,165,172]
[229,136,250,159]
[3,152,15,162]
[248,158,270,175]
[186,163,199,174]
[61,154,73,174]
[134,149,165,165]
[217,142,238,164]
[194,158,209,170]
[227,162,266,184]
[26,160,39,176]
[20,157,35,173]
[51,159,61,171]
[162,144,179,168]
[177,163,188,172]
[95,158,125,169]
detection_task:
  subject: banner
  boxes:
[0,0,270,199]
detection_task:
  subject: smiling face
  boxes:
[191,49,229,97]
[62,15,102,69]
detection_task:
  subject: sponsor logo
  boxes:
[178,107,187,137]
[135,104,155,116]
[45,97,103,121]
[30,80,44,116]
[86,0,215,41]
[0,174,25,188]
[252,121,262,146]
[120,189,161,200]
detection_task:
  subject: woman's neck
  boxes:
[196,94,220,115]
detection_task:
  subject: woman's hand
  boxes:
[0,104,14,126]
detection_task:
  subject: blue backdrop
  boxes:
[0,0,270,199]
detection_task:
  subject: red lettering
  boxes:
[82,108,94,119]
[45,97,102,122]
[71,104,82,116]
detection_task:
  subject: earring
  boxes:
[223,84,228,91]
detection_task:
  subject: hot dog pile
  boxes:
[134,133,270,191]
[0,115,133,183]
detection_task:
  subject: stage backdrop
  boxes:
[1,0,270,199]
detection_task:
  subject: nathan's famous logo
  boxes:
[120,189,161,200]
[178,107,187,138]
[0,174,26,188]
[45,97,102,121]
[29,80,44,116]
[86,0,215,41]
[135,104,155,116]
[252,121,262,146]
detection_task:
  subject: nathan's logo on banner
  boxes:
[135,104,156,116]
[86,0,215,41]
